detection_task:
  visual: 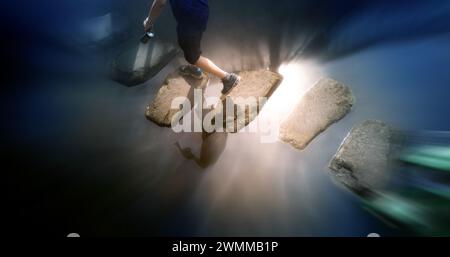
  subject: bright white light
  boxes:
[133,43,150,70]
[260,61,323,123]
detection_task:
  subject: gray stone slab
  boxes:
[217,70,283,132]
[146,69,282,131]
[328,120,394,194]
[279,78,354,149]
[145,69,209,127]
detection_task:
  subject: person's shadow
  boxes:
[175,131,228,169]
[174,69,229,169]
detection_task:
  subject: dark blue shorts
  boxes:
[169,0,209,31]
[170,0,209,64]
[177,30,204,65]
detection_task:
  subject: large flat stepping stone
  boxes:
[279,78,354,149]
[328,120,394,194]
[145,69,209,127]
[218,70,283,132]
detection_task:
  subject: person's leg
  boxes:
[194,56,227,79]
[178,30,240,93]
[194,56,240,94]
[178,31,227,79]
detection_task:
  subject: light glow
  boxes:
[260,61,323,124]
[133,43,150,70]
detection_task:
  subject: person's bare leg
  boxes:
[193,56,240,94]
[194,56,227,79]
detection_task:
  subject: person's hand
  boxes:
[143,17,153,32]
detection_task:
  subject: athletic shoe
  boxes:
[221,73,240,94]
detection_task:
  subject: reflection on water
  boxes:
[175,132,228,169]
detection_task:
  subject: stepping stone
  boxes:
[328,120,394,194]
[146,69,282,131]
[145,69,209,127]
[111,39,180,87]
[217,70,283,132]
[279,78,354,149]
